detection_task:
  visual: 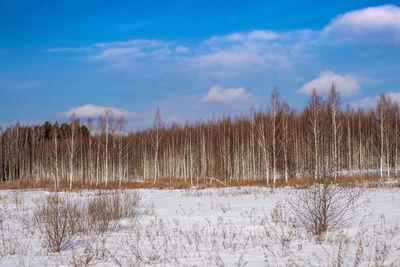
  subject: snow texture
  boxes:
[0,186,398,266]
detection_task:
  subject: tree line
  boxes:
[1,86,399,189]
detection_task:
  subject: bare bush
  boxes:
[33,194,81,252]
[0,210,19,257]
[270,201,288,226]
[11,191,22,208]
[33,190,141,250]
[87,191,140,233]
[288,181,360,238]
[70,239,107,267]
[87,195,112,233]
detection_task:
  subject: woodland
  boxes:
[1,86,399,189]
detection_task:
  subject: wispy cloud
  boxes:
[186,29,318,78]
[298,71,360,96]
[45,6,400,78]
[60,104,135,119]
[323,5,400,45]
[204,30,279,45]
[84,39,175,69]
[43,5,400,93]
[44,29,314,77]
[94,39,169,49]
[191,46,292,78]
[46,4,400,71]
[43,47,93,53]
[88,47,144,61]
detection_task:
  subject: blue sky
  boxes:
[1,0,400,130]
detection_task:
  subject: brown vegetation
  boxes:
[33,191,140,252]
[0,175,397,191]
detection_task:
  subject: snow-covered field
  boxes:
[0,185,399,266]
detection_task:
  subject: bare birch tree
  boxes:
[377,94,387,179]
[51,123,59,190]
[152,108,163,184]
[329,84,340,179]
[309,90,321,179]
[67,114,78,190]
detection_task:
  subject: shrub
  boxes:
[33,194,81,252]
[288,181,360,238]
[33,190,141,251]
[87,191,140,233]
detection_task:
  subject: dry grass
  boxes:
[0,174,398,191]
[274,175,399,189]
[0,178,268,191]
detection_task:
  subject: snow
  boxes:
[0,186,399,266]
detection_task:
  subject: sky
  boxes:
[1,0,400,130]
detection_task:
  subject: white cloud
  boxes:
[388,92,400,102]
[323,5,400,45]
[187,30,313,78]
[350,96,377,109]
[298,71,360,96]
[201,86,254,106]
[193,52,257,76]
[248,30,279,41]
[79,30,309,76]
[94,39,169,49]
[44,29,313,77]
[205,30,279,44]
[43,6,400,81]
[60,104,134,119]
[194,48,292,75]
[351,91,400,109]
[175,46,189,54]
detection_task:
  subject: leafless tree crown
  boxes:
[1,88,399,186]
